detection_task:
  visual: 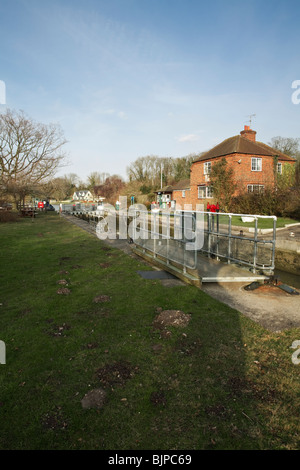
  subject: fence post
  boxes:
[228,214,232,264]
[253,217,258,273]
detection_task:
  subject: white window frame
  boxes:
[247,184,264,194]
[198,185,213,199]
[251,157,262,172]
[182,190,186,198]
[206,186,213,198]
[204,161,212,175]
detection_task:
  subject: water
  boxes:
[274,269,300,289]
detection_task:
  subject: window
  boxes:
[247,184,264,194]
[204,162,212,175]
[198,185,205,199]
[277,163,282,174]
[182,190,186,198]
[251,157,262,171]
[206,186,213,198]
[198,185,213,198]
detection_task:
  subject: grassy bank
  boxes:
[0,213,300,450]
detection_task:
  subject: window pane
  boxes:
[198,186,205,198]
[206,186,213,198]
[252,158,262,171]
[204,162,211,175]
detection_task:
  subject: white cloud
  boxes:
[178,134,200,143]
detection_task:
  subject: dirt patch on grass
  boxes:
[57,279,69,286]
[96,361,137,389]
[45,321,71,337]
[205,404,230,419]
[226,376,280,403]
[175,337,202,356]
[57,288,71,295]
[153,310,191,330]
[85,342,99,350]
[41,406,68,431]
[98,263,111,269]
[150,391,167,407]
[81,388,107,409]
[93,295,111,303]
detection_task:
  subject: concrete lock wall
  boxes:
[275,248,300,275]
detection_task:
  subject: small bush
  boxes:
[230,187,300,219]
[0,211,19,223]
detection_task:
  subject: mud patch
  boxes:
[175,337,202,356]
[150,391,167,407]
[57,279,69,286]
[84,342,99,350]
[227,376,279,402]
[98,263,110,269]
[45,322,71,337]
[96,361,137,389]
[205,404,230,419]
[57,288,71,295]
[41,406,68,431]
[93,295,111,303]
[81,388,107,409]
[153,310,191,330]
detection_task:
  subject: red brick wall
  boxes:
[172,189,191,209]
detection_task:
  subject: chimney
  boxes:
[240,125,257,142]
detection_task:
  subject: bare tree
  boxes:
[269,136,300,160]
[87,171,110,190]
[0,109,67,205]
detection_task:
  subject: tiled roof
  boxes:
[155,185,174,193]
[193,135,296,162]
[172,179,191,190]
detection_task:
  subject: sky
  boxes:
[1,0,300,182]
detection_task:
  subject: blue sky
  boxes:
[1,0,300,181]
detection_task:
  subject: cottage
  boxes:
[189,126,296,209]
[72,190,93,201]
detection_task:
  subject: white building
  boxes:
[72,190,93,201]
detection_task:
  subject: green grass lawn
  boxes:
[218,215,300,230]
[0,213,300,450]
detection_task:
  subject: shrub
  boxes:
[0,211,19,223]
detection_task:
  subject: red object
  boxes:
[38,202,44,209]
[216,202,220,212]
[210,204,217,213]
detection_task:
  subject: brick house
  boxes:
[171,179,191,208]
[189,126,296,210]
